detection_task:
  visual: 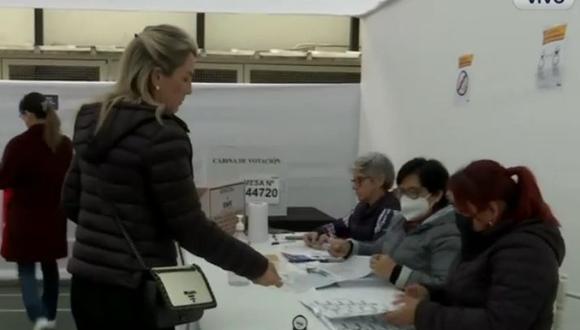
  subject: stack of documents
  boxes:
[300,287,404,330]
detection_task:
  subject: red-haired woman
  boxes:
[385,160,565,330]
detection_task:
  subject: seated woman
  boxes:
[330,158,460,288]
[304,152,400,247]
[385,160,565,330]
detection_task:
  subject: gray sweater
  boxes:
[351,205,460,288]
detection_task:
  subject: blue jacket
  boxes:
[317,192,400,241]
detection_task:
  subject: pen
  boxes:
[271,241,294,245]
[318,259,342,263]
[284,235,304,241]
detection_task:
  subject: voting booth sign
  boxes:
[197,145,288,216]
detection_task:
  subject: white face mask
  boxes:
[400,195,431,221]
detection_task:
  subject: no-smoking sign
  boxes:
[456,70,469,96]
[455,54,474,104]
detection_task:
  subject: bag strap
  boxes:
[96,167,149,271]
[91,115,188,272]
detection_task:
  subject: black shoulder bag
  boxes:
[97,176,217,327]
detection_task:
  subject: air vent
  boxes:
[8,65,101,81]
[249,70,360,84]
[193,69,239,83]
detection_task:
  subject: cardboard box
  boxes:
[197,182,246,235]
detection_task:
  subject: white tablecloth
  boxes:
[182,241,329,330]
[182,239,400,330]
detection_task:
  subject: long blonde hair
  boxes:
[97,24,198,130]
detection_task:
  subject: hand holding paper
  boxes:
[253,261,283,288]
[328,238,351,258]
[404,284,429,300]
[384,293,420,326]
[303,232,330,249]
[370,254,397,279]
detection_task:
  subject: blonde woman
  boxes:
[62,25,281,330]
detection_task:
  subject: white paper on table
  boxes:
[301,297,394,319]
[281,270,338,293]
[276,251,337,293]
[280,256,373,293]
[282,244,332,259]
[323,315,407,330]
[335,276,389,288]
[317,256,372,283]
[300,285,400,319]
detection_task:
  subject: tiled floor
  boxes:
[0,281,76,330]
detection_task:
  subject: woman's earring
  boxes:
[155,85,160,91]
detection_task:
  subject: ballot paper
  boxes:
[301,297,394,319]
[328,315,389,330]
[320,315,408,330]
[281,270,338,293]
[280,256,373,292]
[299,286,403,330]
[282,244,333,259]
[300,285,399,319]
[317,256,373,282]
[282,252,342,263]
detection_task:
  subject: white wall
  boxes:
[361,1,580,328]
[0,8,350,50]
[562,297,580,330]
[44,10,197,46]
[0,8,34,45]
[206,14,350,50]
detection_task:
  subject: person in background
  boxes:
[385,160,565,330]
[0,92,73,330]
[62,25,282,330]
[303,152,400,248]
[329,158,460,288]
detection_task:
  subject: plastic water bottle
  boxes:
[228,214,251,286]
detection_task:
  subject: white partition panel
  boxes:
[0,81,360,278]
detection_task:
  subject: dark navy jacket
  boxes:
[317,192,400,241]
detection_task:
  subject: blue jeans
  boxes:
[17,261,59,322]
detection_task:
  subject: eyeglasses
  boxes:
[351,176,370,186]
[393,186,428,199]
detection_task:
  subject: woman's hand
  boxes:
[384,294,420,326]
[404,284,429,300]
[253,262,283,287]
[370,254,396,279]
[303,232,330,249]
[328,239,352,258]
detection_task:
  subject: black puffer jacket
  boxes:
[415,216,565,330]
[62,102,268,288]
